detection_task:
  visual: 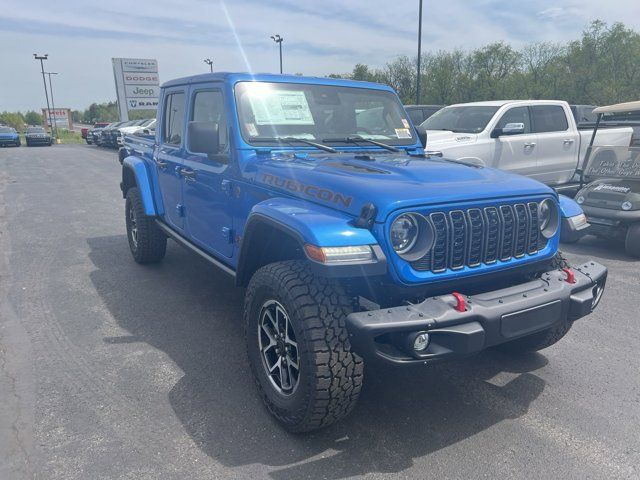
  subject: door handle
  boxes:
[179,167,196,181]
[563,138,575,144]
[154,157,168,169]
[524,142,536,148]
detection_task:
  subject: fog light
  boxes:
[413,332,430,352]
[576,196,585,204]
[622,201,633,211]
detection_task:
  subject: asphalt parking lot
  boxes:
[1,144,639,479]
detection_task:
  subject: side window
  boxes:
[407,109,424,125]
[496,107,531,133]
[191,90,228,151]
[531,105,569,133]
[163,92,185,145]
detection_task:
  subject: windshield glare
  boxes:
[235,82,414,146]
[422,105,499,133]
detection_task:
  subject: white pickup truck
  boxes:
[418,100,634,190]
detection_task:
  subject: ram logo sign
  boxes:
[112,57,160,120]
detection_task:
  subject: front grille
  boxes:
[411,201,548,273]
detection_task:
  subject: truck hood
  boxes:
[425,130,478,148]
[248,151,553,221]
[579,178,640,211]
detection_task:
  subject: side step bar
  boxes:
[155,220,236,278]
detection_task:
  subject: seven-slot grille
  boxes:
[411,202,547,273]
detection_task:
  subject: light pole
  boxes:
[416,0,423,104]
[45,72,59,138]
[34,54,54,133]
[204,58,213,73]
[270,34,283,74]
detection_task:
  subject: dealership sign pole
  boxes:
[34,54,54,133]
[112,58,160,122]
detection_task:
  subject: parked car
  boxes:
[0,126,21,147]
[119,72,606,432]
[101,121,130,148]
[573,100,640,256]
[416,100,633,193]
[404,104,444,125]
[116,118,155,146]
[118,122,156,164]
[86,122,110,145]
[25,126,52,146]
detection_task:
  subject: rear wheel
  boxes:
[244,260,364,432]
[625,223,640,257]
[125,187,166,264]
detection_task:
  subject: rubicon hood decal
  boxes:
[260,173,353,207]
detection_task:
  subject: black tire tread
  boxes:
[244,260,363,432]
[126,187,166,264]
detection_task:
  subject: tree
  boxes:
[0,112,25,130]
[24,110,43,126]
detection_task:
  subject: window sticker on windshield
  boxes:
[395,128,412,139]
[248,89,315,126]
[245,123,259,137]
[401,119,410,128]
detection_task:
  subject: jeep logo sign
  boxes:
[112,57,160,119]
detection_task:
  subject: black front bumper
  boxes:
[346,261,607,364]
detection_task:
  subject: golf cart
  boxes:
[575,100,640,256]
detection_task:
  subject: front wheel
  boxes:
[625,223,640,257]
[244,261,364,432]
[125,187,166,264]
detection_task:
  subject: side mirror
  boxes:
[415,125,427,148]
[187,121,220,155]
[491,122,525,138]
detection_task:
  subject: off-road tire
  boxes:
[497,251,573,353]
[625,223,640,258]
[244,260,364,432]
[125,187,166,264]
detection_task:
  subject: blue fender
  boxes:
[559,194,583,218]
[122,156,159,216]
[246,197,377,247]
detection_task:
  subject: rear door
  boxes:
[182,86,234,258]
[530,105,578,185]
[491,106,538,177]
[155,89,187,231]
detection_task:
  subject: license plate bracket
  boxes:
[500,300,563,339]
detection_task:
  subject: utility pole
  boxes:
[416,0,423,104]
[45,72,59,138]
[34,54,53,134]
[271,34,284,74]
[204,58,213,73]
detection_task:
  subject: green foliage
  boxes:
[331,20,640,106]
[24,110,43,126]
[0,111,25,130]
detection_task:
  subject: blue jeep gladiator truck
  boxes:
[119,73,607,432]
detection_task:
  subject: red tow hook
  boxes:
[562,268,576,284]
[451,291,466,312]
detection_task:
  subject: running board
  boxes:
[155,220,236,278]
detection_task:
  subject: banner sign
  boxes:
[112,58,160,121]
[41,108,73,130]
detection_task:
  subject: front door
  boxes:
[182,87,234,258]
[490,106,538,178]
[156,90,187,231]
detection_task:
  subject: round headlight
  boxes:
[391,214,419,254]
[538,199,559,239]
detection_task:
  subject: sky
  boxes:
[0,0,639,112]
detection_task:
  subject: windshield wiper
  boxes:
[252,137,337,153]
[322,136,400,152]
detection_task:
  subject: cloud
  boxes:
[0,0,638,111]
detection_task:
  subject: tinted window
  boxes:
[531,105,568,133]
[422,106,499,133]
[496,106,531,133]
[191,90,227,151]
[163,92,185,145]
[407,109,424,125]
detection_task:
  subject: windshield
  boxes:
[0,127,15,133]
[421,105,499,133]
[585,146,640,180]
[27,127,45,133]
[235,81,415,147]
[141,118,155,127]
